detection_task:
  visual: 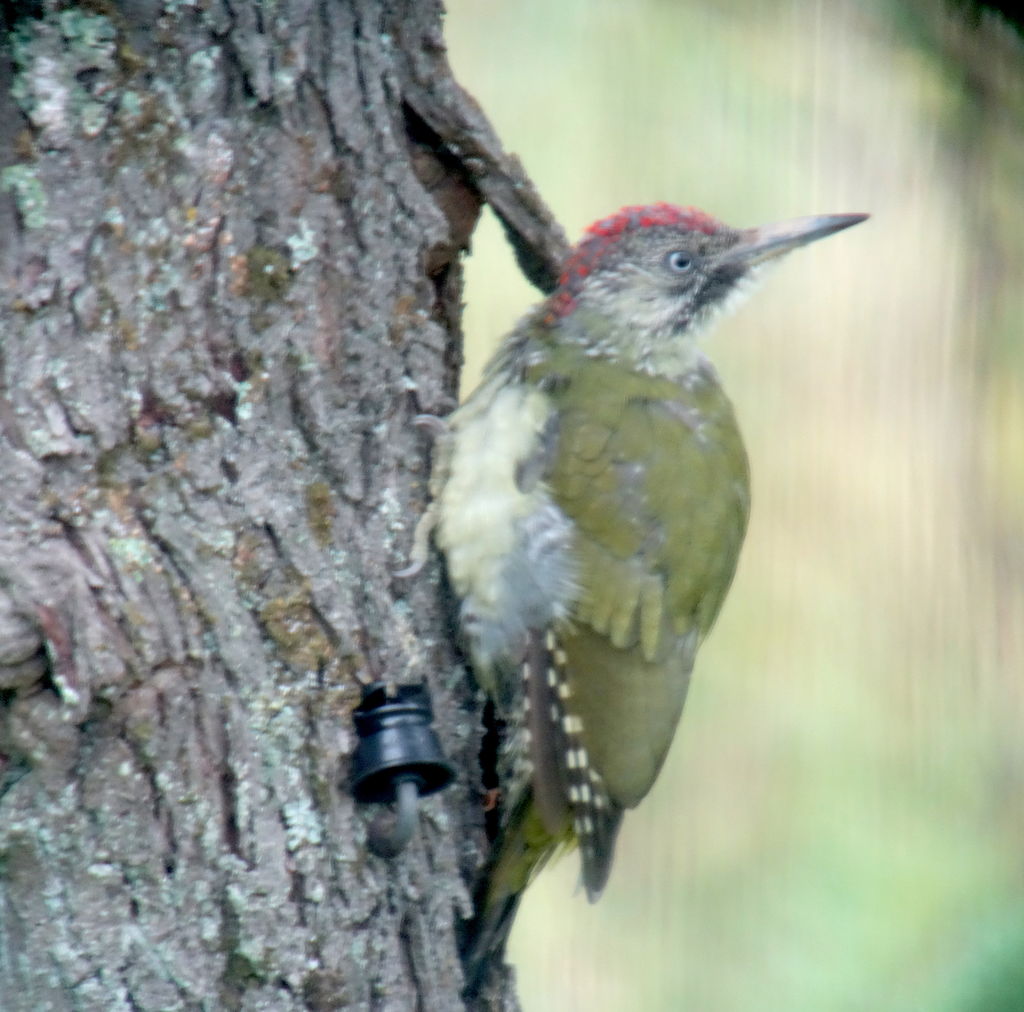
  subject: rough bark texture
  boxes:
[0,2,565,1009]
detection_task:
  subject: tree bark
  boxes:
[0,2,565,1009]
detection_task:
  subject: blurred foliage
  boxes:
[443,0,1024,1009]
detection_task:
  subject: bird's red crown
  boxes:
[547,203,719,320]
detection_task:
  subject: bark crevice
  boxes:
[0,2,558,1008]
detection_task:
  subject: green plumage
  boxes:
[435,202,866,993]
[526,340,749,803]
[455,332,749,990]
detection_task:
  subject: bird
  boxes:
[415,201,867,990]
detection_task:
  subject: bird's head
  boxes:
[546,203,868,375]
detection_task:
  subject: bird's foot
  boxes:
[394,415,451,579]
[394,501,439,579]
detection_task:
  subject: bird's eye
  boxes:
[666,250,694,273]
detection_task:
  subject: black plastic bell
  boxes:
[350,681,455,857]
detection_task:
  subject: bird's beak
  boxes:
[720,212,869,267]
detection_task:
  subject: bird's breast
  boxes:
[434,376,577,678]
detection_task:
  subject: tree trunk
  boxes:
[0,2,566,1009]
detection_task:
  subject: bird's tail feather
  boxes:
[460,788,565,995]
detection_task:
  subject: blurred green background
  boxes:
[442,1,1024,1009]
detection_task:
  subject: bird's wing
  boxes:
[532,351,750,810]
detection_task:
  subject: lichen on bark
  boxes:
[0,0,566,1006]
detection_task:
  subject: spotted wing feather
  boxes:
[524,629,623,898]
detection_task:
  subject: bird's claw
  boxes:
[413,414,448,438]
[394,415,450,579]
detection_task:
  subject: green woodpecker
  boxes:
[420,203,867,987]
